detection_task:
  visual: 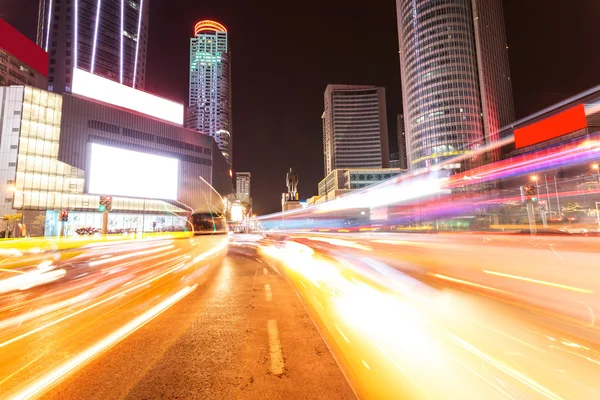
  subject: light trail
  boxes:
[482,270,593,294]
[9,285,197,400]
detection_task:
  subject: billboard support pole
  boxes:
[102,210,108,235]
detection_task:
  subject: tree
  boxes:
[2,213,22,238]
[31,214,47,236]
[240,200,252,217]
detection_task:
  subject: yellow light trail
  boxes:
[9,285,197,400]
[432,273,510,294]
[482,270,593,294]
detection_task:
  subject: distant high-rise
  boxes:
[322,85,389,176]
[235,172,251,202]
[396,114,408,170]
[186,20,232,167]
[396,0,514,169]
[37,0,150,93]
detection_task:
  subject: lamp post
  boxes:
[593,164,599,183]
[8,186,25,236]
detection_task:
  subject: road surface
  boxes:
[0,237,354,399]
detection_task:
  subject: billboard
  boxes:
[72,68,184,125]
[88,143,178,200]
[514,104,587,149]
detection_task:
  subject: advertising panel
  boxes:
[88,143,178,200]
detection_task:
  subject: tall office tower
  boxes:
[396,0,514,169]
[397,113,408,170]
[37,0,150,93]
[322,85,389,176]
[235,172,251,202]
[186,20,232,167]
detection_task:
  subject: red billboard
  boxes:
[0,18,49,76]
[514,104,587,149]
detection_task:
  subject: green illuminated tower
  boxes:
[186,20,232,166]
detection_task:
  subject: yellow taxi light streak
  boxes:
[9,285,197,400]
[0,293,90,331]
[305,237,372,251]
[482,270,593,294]
[0,244,221,349]
[88,244,176,267]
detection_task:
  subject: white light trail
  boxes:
[45,0,53,52]
[73,0,79,69]
[120,0,124,84]
[90,0,102,73]
[132,0,144,88]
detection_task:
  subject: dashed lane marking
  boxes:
[265,284,272,301]
[267,319,284,375]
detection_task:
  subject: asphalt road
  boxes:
[38,245,355,400]
[257,232,600,399]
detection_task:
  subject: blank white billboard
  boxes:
[72,68,184,125]
[88,143,179,200]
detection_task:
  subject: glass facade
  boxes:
[186,22,232,166]
[322,85,389,175]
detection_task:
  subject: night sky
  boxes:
[4,0,600,215]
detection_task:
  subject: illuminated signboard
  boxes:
[71,68,184,125]
[514,104,587,149]
[88,143,179,200]
[194,20,227,35]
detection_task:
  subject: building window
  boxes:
[5,198,12,203]
[8,162,16,167]
[10,145,18,149]
[12,128,19,132]
[13,111,20,116]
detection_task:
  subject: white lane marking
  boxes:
[263,267,268,275]
[267,319,284,376]
[255,258,263,263]
[299,280,307,289]
[11,285,197,400]
[362,359,371,370]
[335,324,350,343]
[265,284,272,301]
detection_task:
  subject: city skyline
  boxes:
[4,0,600,214]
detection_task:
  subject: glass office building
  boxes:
[0,78,232,236]
[396,0,514,169]
[186,20,232,167]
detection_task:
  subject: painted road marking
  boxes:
[362,359,371,370]
[265,284,272,301]
[267,320,284,375]
[263,267,268,275]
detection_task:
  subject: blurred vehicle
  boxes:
[190,212,227,235]
[560,226,589,234]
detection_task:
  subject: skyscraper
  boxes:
[396,0,514,169]
[37,0,150,93]
[235,172,251,202]
[186,20,232,167]
[397,113,408,170]
[322,85,389,176]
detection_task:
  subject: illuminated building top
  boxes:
[194,20,227,36]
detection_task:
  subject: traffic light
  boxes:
[59,210,69,221]
[520,185,538,202]
[99,195,112,211]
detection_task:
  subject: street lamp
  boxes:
[593,164,600,183]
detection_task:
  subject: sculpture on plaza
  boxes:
[286,167,299,201]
